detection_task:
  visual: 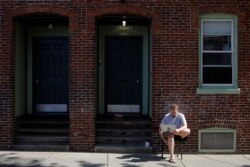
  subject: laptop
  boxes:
[160,124,176,133]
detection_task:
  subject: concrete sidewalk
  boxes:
[0,151,249,167]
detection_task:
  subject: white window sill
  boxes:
[196,88,240,94]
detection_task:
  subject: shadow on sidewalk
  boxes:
[116,153,162,162]
[77,161,106,167]
[0,152,107,167]
[115,153,180,167]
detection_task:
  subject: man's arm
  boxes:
[175,124,187,133]
[174,114,187,133]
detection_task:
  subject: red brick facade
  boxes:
[0,0,250,153]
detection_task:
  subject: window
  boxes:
[197,14,240,94]
[202,20,233,84]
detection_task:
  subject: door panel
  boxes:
[105,36,142,113]
[33,37,68,113]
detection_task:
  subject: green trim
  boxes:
[98,25,150,116]
[27,26,69,114]
[198,14,239,94]
[200,13,237,19]
[196,88,240,94]
[198,128,236,153]
[15,21,26,117]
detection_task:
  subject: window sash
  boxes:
[203,53,232,66]
[203,35,232,51]
[203,21,232,35]
[201,19,234,85]
[202,67,232,84]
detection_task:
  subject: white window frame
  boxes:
[197,14,240,94]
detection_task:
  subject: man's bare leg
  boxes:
[167,134,175,162]
[175,128,191,138]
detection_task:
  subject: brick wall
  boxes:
[0,1,14,149]
[0,0,250,153]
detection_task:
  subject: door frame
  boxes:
[32,36,69,114]
[24,25,69,115]
[104,36,143,115]
[97,24,151,117]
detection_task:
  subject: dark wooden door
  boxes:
[105,36,142,114]
[33,37,68,113]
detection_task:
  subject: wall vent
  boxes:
[199,128,236,153]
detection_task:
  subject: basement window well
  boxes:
[199,128,236,153]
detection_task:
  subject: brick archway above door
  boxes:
[87,4,161,34]
[3,5,77,32]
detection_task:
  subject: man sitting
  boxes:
[159,104,191,163]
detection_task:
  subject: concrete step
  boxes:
[95,117,152,153]
[17,128,69,135]
[96,136,151,145]
[17,115,69,127]
[96,120,151,129]
[95,144,152,153]
[15,135,69,145]
[16,135,69,141]
[18,121,69,128]
[96,128,151,136]
[15,115,70,152]
[13,144,69,151]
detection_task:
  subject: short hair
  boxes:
[169,104,179,110]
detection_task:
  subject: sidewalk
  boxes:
[0,151,249,167]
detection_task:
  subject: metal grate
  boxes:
[199,129,236,153]
[201,132,234,149]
